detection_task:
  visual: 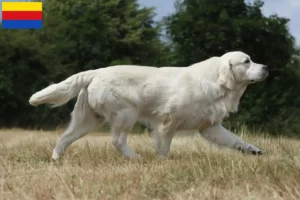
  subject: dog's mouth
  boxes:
[260,71,269,81]
[250,72,269,83]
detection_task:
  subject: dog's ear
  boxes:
[218,59,235,90]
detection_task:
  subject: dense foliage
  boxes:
[0,0,167,128]
[0,0,299,135]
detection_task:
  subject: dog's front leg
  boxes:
[199,123,262,155]
[153,114,176,158]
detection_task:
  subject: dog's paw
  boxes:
[238,144,263,155]
[246,144,263,155]
[248,144,263,155]
[130,153,141,159]
[123,149,140,159]
[51,150,60,161]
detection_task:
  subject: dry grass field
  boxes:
[0,128,300,200]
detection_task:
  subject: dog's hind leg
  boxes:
[110,109,139,158]
[111,129,139,158]
[51,89,105,160]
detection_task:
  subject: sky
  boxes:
[138,0,300,45]
[0,0,299,45]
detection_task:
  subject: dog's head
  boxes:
[218,51,268,90]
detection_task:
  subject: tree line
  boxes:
[0,0,299,135]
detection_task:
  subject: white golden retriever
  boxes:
[29,51,268,160]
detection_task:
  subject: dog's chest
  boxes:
[174,89,241,130]
[174,99,224,129]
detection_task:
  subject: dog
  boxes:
[29,51,268,160]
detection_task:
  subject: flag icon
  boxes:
[1,2,42,29]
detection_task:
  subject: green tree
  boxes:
[0,0,166,128]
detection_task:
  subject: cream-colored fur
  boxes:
[29,51,268,160]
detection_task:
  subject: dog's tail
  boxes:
[29,70,95,107]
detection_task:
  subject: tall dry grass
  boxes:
[0,128,300,200]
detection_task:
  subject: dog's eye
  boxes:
[244,59,250,64]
